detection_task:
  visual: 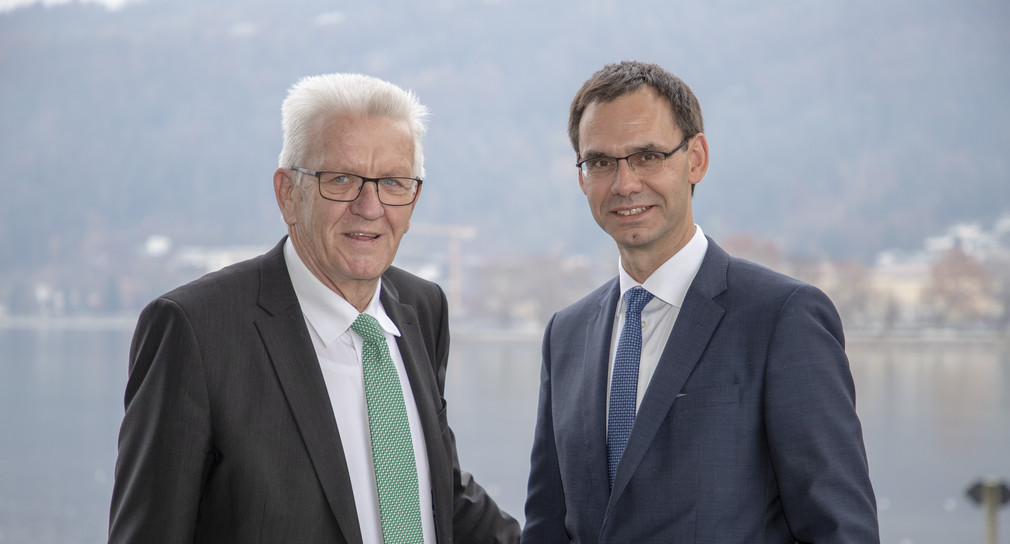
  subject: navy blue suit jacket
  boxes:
[523,238,878,543]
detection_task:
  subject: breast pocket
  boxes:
[672,383,741,411]
[662,383,743,465]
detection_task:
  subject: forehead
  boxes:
[311,113,415,172]
[578,88,679,154]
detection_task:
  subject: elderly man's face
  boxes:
[277,113,419,304]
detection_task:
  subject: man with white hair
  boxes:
[110,73,520,543]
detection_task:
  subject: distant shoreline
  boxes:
[0,315,139,331]
[1,315,1006,347]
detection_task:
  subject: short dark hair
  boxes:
[568,61,704,154]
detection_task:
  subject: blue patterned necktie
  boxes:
[351,313,424,544]
[606,286,654,489]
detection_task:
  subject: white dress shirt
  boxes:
[284,239,435,544]
[607,225,709,417]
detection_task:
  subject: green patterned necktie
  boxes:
[351,313,424,544]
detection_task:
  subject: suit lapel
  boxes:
[582,280,621,517]
[381,280,451,544]
[607,240,730,510]
[255,240,364,544]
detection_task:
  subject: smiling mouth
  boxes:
[347,232,379,239]
[615,206,651,216]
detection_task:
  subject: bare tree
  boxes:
[921,247,998,326]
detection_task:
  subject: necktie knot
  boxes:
[625,287,654,317]
[351,313,384,345]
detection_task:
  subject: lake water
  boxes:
[1,326,1007,543]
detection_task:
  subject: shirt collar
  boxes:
[283,237,401,346]
[618,225,708,309]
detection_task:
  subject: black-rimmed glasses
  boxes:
[291,167,422,206]
[576,137,690,181]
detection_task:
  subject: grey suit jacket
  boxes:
[523,238,878,543]
[110,238,519,543]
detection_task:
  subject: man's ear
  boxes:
[687,133,709,186]
[274,168,299,225]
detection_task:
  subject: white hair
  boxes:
[277,73,429,179]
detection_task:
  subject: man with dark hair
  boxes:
[523,61,879,543]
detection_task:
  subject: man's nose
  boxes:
[350,180,385,217]
[611,159,642,196]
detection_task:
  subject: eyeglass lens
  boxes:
[319,173,418,205]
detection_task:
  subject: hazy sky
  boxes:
[3,0,1007,265]
[0,0,137,12]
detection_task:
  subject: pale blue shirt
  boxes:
[608,225,709,415]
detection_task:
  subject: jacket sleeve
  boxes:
[448,431,522,543]
[109,297,213,543]
[521,314,570,542]
[763,284,880,543]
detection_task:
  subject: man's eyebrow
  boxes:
[580,143,665,160]
[630,143,665,153]
[579,150,610,160]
